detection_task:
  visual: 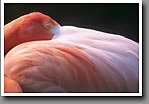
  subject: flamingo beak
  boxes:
[50,25,61,35]
[50,25,61,39]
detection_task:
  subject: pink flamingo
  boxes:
[4,12,139,93]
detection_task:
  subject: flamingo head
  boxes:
[17,12,60,41]
[4,12,60,55]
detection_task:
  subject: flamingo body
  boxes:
[4,12,139,93]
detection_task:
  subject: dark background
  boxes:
[4,3,139,42]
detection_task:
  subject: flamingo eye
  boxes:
[43,22,53,30]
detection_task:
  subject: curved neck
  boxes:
[4,24,20,55]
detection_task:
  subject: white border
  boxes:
[1,0,142,96]
[1,0,142,3]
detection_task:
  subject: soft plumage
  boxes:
[4,12,139,93]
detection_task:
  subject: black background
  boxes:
[4,3,139,42]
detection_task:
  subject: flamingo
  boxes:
[4,12,139,93]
